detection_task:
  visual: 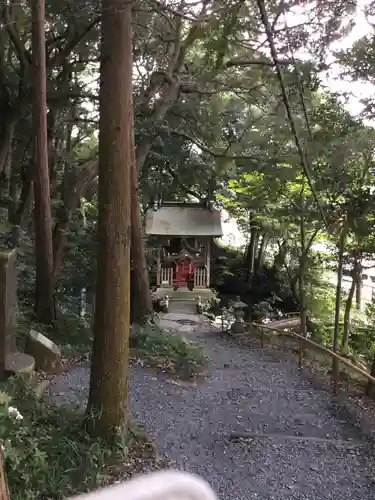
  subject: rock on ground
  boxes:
[50,320,375,500]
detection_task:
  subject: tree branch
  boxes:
[49,17,100,67]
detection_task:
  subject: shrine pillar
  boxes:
[206,241,211,288]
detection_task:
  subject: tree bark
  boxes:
[341,259,361,353]
[0,120,15,196]
[245,213,258,283]
[298,216,307,337]
[332,228,347,376]
[273,240,287,271]
[130,117,152,323]
[14,166,34,228]
[355,272,362,310]
[341,279,355,353]
[32,0,55,324]
[52,159,98,281]
[255,232,269,274]
[86,0,132,441]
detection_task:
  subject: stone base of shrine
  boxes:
[153,287,216,301]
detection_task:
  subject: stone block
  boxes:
[25,330,61,373]
[0,249,18,378]
[5,352,35,374]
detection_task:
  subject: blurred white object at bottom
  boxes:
[69,470,218,500]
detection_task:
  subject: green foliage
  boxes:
[0,377,151,500]
[130,325,206,378]
[16,307,92,362]
[305,273,337,323]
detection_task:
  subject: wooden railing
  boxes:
[194,268,207,288]
[251,321,375,393]
[220,309,375,394]
[160,268,172,286]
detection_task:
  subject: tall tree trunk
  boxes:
[298,216,307,337]
[52,159,97,281]
[273,240,287,271]
[130,122,152,323]
[255,232,269,274]
[355,273,362,310]
[32,0,55,324]
[341,279,355,353]
[14,167,34,228]
[0,121,14,198]
[86,0,132,441]
[332,228,347,376]
[341,259,360,353]
[245,212,257,283]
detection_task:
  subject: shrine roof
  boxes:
[145,202,223,237]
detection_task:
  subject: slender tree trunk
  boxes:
[86,0,132,441]
[130,126,152,323]
[245,212,257,283]
[0,119,15,187]
[0,121,14,198]
[355,273,362,310]
[341,279,355,353]
[255,232,269,274]
[32,0,55,324]
[298,216,307,337]
[14,168,34,228]
[342,260,360,353]
[332,228,347,376]
[52,159,98,281]
[273,240,287,271]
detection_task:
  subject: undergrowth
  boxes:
[130,324,206,378]
[0,377,155,500]
[17,307,206,378]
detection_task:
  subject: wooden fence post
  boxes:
[0,447,10,500]
[260,327,264,349]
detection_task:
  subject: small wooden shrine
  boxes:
[145,201,223,298]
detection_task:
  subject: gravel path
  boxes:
[50,324,375,500]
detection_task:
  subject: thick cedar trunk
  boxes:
[86,0,132,439]
[32,0,55,324]
[130,125,152,323]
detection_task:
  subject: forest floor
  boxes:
[50,312,375,500]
